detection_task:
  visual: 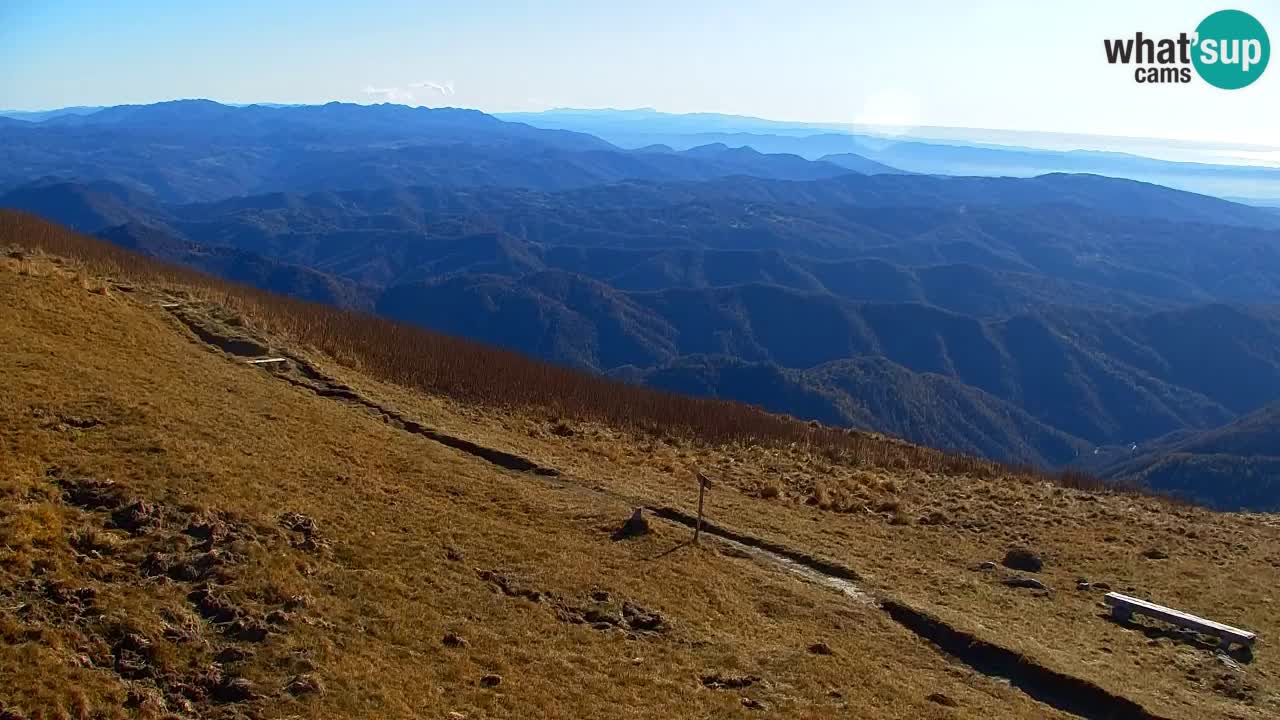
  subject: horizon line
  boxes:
[3,97,1280,162]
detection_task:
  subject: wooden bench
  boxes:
[1104,592,1256,650]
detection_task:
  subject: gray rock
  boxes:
[212,676,254,703]
[286,673,325,696]
[1002,548,1043,573]
[1002,576,1049,591]
[584,606,622,626]
[927,692,959,707]
[612,508,651,540]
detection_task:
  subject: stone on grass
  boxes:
[1001,548,1043,573]
[612,508,651,540]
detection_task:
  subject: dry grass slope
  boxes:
[0,210,1109,492]
[0,235,1070,719]
[2,211,1279,720]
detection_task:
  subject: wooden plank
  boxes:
[246,358,288,365]
[1104,592,1256,644]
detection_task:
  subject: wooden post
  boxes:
[694,472,711,544]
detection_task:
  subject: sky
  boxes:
[1,0,1276,146]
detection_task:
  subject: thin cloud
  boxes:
[408,80,455,96]
[362,80,455,106]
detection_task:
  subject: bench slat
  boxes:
[1104,592,1256,643]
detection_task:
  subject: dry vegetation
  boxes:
[0,237,1064,719]
[2,212,1279,720]
[0,210,1106,492]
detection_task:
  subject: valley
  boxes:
[4,106,1280,504]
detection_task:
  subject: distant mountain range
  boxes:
[5,100,1280,507]
[498,108,1280,201]
[0,100,900,203]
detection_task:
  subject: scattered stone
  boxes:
[741,697,767,710]
[917,510,948,526]
[70,527,122,557]
[974,561,997,571]
[58,477,124,510]
[60,415,103,430]
[144,549,229,582]
[189,588,238,623]
[279,511,318,536]
[45,583,97,611]
[1141,548,1170,560]
[927,692,959,707]
[123,686,166,712]
[229,616,270,643]
[622,602,666,632]
[266,609,293,626]
[1076,580,1092,591]
[590,590,611,603]
[184,519,230,546]
[612,508,651,540]
[584,606,623,626]
[212,676,255,703]
[286,673,325,697]
[110,500,162,534]
[215,647,251,664]
[808,641,834,656]
[1216,653,1243,672]
[479,674,503,688]
[443,632,469,649]
[112,633,154,679]
[701,673,761,690]
[444,546,465,562]
[1093,582,1112,592]
[1001,548,1043,573]
[477,570,543,603]
[1002,576,1049,591]
[292,533,332,555]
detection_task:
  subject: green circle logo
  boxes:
[1193,10,1270,89]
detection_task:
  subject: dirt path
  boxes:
[167,300,1174,720]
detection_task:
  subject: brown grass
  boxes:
[2,221,1278,720]
[0,210,1112,493]
[0,255,1065,719]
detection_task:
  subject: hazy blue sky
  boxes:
[1,0,1275,145]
